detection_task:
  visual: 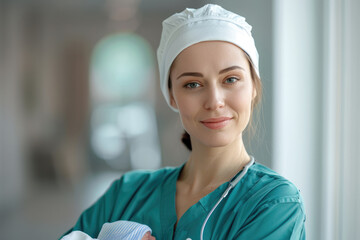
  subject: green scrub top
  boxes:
[62,162,306,240]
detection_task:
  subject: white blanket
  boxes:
[61,220,153,240]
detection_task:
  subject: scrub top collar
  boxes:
[160,159,256,238]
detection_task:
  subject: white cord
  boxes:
[199,157,254,240]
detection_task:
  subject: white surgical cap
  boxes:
[157,4,260,111]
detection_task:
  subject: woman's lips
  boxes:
[200,117,232,130]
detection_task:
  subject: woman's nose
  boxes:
[203,85,225,110]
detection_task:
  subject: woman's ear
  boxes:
[169,89,178,109]
[252,87,257,100]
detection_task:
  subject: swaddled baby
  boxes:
[61,220,155,240]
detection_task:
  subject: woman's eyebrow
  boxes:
[176,66,244,80]
[176,72,203,80]
[219,65,245,74]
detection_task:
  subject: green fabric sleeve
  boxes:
[235,187,306,240]
[60,179,120,239]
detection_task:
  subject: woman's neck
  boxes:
[178,139,250,194]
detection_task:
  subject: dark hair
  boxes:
[181,131,192,151]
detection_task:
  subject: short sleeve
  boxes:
[235,187,306,240]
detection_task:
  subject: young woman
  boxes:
[62,4,305,240]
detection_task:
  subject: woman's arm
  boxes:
[60,180,120,239]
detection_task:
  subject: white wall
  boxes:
[273,1,322,239]
[322,0,360,239]
[340,0,360,237]
[274,0,360,239]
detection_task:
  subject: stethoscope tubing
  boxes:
[200,156,255,240]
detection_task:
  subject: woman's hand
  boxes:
[141,231,156,240]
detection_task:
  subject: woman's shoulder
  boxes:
[248,161,284,178]
[244,162,303,204]
[231,162,306,238]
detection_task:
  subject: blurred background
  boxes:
[0,0,359,239]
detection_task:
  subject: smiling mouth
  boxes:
[200,117,232,130]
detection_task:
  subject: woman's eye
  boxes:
[224,77,239,84]
[184,82,201,89]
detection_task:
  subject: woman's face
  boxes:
[169,41,256,148]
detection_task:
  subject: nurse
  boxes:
[61,4,306,240]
